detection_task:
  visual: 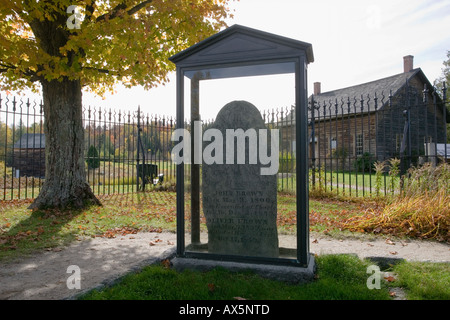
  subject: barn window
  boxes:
[330,137,337,151]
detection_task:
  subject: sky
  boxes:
[6,0,450,120]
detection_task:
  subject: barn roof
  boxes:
[310,68,426,115]
[279,67,445,124]
[13,133,45,149]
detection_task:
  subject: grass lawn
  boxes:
[79,254,392,300]
[1,191,448,300]
[78,254,450,301]
[0,192,369,261]
[278,169,401,197]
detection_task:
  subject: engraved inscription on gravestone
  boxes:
[202,101,278,257]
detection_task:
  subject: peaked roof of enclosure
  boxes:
[169,24,314,73]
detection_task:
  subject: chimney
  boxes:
[314,82,321,95]
[403,55,414,73]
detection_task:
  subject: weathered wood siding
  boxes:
[13,148,45,177]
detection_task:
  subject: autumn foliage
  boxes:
[0,0,234,209]
[0,0,234,94]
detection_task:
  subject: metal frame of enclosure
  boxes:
[169,25,314,267]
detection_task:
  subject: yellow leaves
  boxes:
[1,0,233,96]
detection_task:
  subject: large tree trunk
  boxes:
[29,78,101,210]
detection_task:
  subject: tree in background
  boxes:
[0,0,232,209]
[434,50,450,143]
[86,145,100,169]
[0,122,13,159]
[434,50,450,98]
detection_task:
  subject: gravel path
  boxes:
[0,231,448,300]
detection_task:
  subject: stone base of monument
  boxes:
[171,254,316,284]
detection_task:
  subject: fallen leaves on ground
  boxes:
[96,226,140,238]
[161,259,171,269]
[277,201,372,234]
[96,226,163,238]
[384,275,396,282]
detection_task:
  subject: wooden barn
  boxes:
[13,133,45,178]
[279,56,449,170]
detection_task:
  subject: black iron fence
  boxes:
[1,80,448,200]
[304,80,449,197]
[0,94,176,200]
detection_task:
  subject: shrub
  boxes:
[0,161,11,178]
[354,152,374,173]
[279,152,295,173]
[388,158,401,194]
[373,160,386,197]
[86,145,100,169]
[401,162,450,198]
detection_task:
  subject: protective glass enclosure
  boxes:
[169,25,313,266]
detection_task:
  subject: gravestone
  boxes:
[202,100,278,257]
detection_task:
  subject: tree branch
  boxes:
[82,66,124,77]
[96,0,153,22]
[85,2,96,23]
[83,66,111,74]
[0,63,16,71]
[126,0,154,16]
[0,63,42,82]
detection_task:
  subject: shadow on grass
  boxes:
[0,201,91,261]
[0,192,177,261]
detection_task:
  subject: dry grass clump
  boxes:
[344,162,450,242]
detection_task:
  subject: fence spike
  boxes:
[360,94,364,112]
[18,98,23,112]
[374,92,378,111]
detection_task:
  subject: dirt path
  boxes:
[0,231,449,300]
[0,232,177,300]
